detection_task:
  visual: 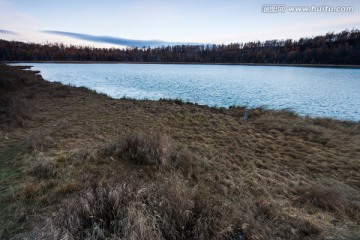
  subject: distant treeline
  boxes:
[1,29,359,64]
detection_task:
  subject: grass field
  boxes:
[0,63,359,239]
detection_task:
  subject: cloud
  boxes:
[42,30,196,47]
[0,29,17,35]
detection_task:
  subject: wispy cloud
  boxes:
[0,29,17,35]
[42,30,196,47]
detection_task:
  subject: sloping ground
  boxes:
[0,64,359,239]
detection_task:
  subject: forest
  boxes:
[1,29,359,64]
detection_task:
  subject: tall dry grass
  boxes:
[100,131,195,174]
[0,65,33,126]
[35,175,243,240]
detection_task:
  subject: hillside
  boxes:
[0,64,359,239]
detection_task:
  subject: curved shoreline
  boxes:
[6,62,360,122]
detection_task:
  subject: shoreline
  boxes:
[3,61,360,69]
[5,62,360,122]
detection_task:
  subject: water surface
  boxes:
[12,63,360,121]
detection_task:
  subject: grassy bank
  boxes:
[0,64,359,239]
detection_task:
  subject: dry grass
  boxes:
[30,161,57,180]
[35,174,242,240]
[0,95,31,127]
[1,63,360,239]
[114,131,173,166]
[27,132,54,151]
[100,131,197,176]
[293,181,360,218]
[0,66,33,126]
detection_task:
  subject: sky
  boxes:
[0,0,359,48]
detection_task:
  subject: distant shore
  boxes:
[4,61,360,69]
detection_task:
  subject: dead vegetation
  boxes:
[109,131,174,166]
[293,182,360,218]
[1,64,360,239]
[0,66,34,127]
[99,131,196,176]
[35,175,243,240]
[27,132,54,151]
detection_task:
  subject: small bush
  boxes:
[171,149,195,177]
[30,161,56,180]
[293,183,360,218]
[36,176,242,240]
[100,132,196,177]
[116,131,172,165]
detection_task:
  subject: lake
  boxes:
[11,63,360,121]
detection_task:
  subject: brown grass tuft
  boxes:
[171,148,196,177]
[35,175,243,240]
[288,216,321,238]
[116,131,172,166]
[23,182,52,199]
[100,132,196,176]
[27,132,53,151]
[30,161,57,180]
[293,183,360,218]
[52,181,77,198]
[23,183,42,199]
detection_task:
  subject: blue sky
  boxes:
[0,0,359,48]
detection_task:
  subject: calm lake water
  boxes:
[12,63,360,121]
